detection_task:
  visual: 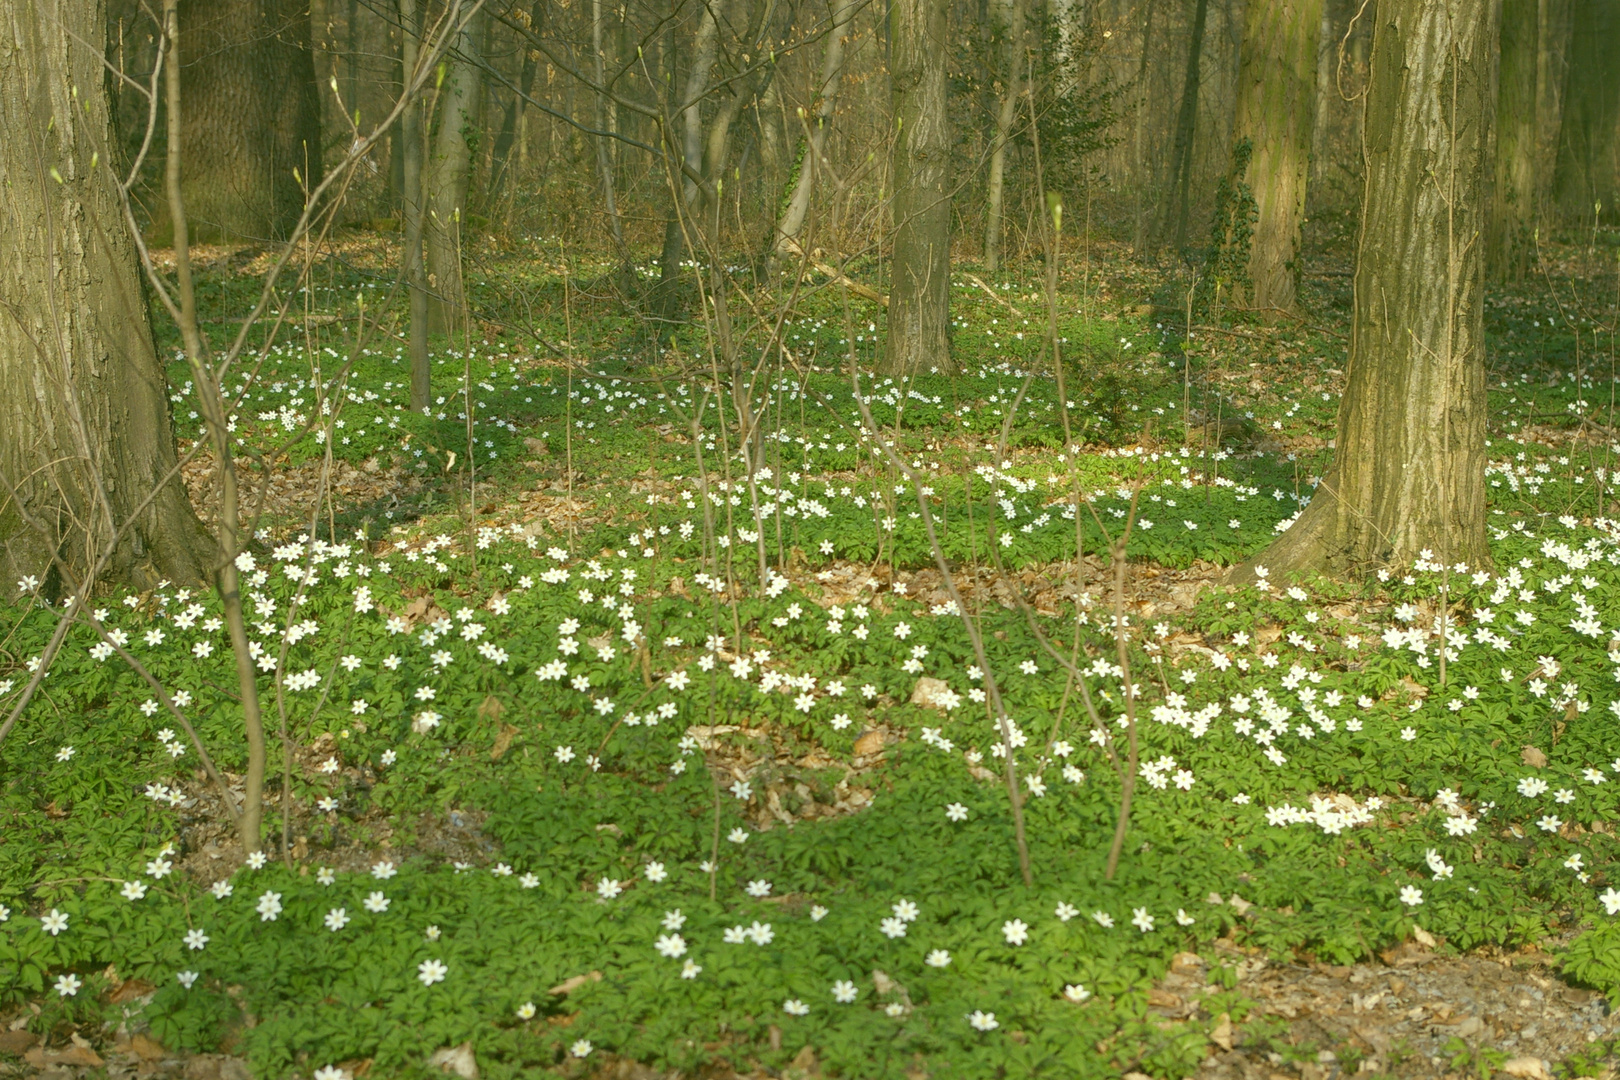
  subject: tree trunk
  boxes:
[169,0,322,242]
[1246,0,1494,581]
[652,5,721,322]
[1551,0,1620,224]
[592,0,628,259]
[1159,0,1210,251]
[400,0,429,411]
[885,0,952,375]
[424,3,485,337]
[487,0,544,207]
[1489,0,1538,279]
[1231,0,1321,315]
[774,0,857,252]
[983,0,1025,272]
[0,0,214,594]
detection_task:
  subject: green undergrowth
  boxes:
[3,255,1620,1078]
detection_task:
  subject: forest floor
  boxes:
[4,230,1620,1080]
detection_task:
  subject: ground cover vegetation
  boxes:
[6,0,1620,1077]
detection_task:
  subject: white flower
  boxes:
[1064,984,1091,1002]
[371,860,397,880]
[55,973,82,997]
[121,881,148,901]
[246,851,269,869]
[417,958,448,986]
[880,917,908,939]
[516,1002,537,1020]
[184,928,209,950]
[210,881,233,900]
[926,949,951,967]
[325,908,350,931]
[40,909,69,935]
[945,802,969,821]
[313,1067,349,1080]
[727,827,749,844]
[885,1002,906,1017]
[832,979,859,1003]
[655,934,687,958]
[146,857,173,879]
[1175,908,1196,926]
[892,899,920,922]
[1602,888,1620,915]
[176,970,199,989]
[746,879,773,897]
[597,878,623,900]
[681,959,702,979]
[1001,919,1030,945]
[1399,885,1423,907]
[1131,908,1155,932]
[363,892,390,913]
[662,909,687,930]
[256,891,282,921]
[424,925,441,941]
[1091,911,1115,929]
[570,1040,593,1059]
[810,905,829,922]
[55,746,74,762]
[746,921,774,945]
[968,1010,999,1032]
[1054,902,1078,922]
[783,999,810,1016]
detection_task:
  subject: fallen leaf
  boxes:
[130,1033,167,1061]
[1522,745,1548,768]
[428,1042,478,1080]
[1501,1057,1553,1080]
[547,970,602,996]
[26,1045,105,1069]
[1412,925,1437,948]
[1210,1012,1233,1051]
[853,730,885,756]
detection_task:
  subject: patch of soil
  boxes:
[1148,937,1620,1080]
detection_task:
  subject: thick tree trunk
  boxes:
[1159,0,1210,251]
[424,3,485,337]
[1247,0,1494,581]
[983,0,1025,272]
[0,0,214,594]
[774,0,856,252]
[1551,0,1620,224]
[1489,0,1538,279]
[170,0,322,242]
[885,0,952,375]
[1231,0,1321,315]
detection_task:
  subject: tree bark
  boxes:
[1551,0,1620,224]
[774,0,856,253]
[424,2,485,337]
[1231,0,1321,314]
[0,0,214,594]
[400,0,429,411]
[1245,0,1494,581]
[983,0,1025,272]
[1159,0,1210,251]
[168,0,322,242]
[885,0,952,375]
[592,0,628,259]
[1489,0,1538,279]
[487,0,544,207]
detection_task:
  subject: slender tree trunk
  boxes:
[1490,0,1538,279]
[1552,0,1620,224]
[1231,0,1322,315]
[1160,0,1210,250]
[653,5,721,320]
[1131,0,1157,253]
[983,0,1025,271]
[1247,0,1495,580]
[885,0,952,375]
[487,0,544,206]
[400,0,429,410]
[775,0,857,251]
[0,0,215,594]
[425,3,485,337]
[593,0,629,259]
[168,0,322,242]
